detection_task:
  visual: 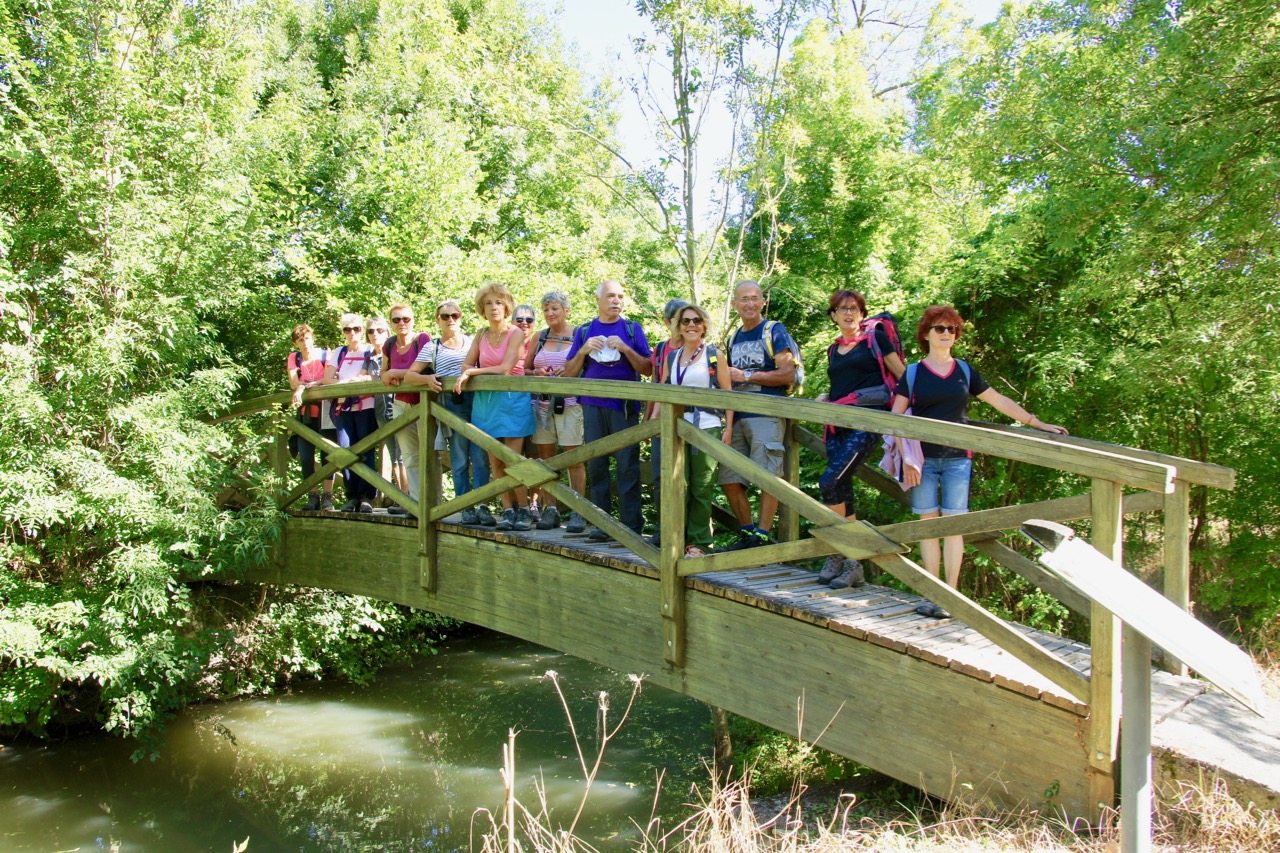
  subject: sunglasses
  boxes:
[679,316,704,326]
[438,312,461,321]
[390,316,413,324]
[514,317,535,324]
[930,325,959,335]
[342,326,363,333]
[368,328,388,336]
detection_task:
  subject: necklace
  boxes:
[675,343,705,386]
[486,325,509,347]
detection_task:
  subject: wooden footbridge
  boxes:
[216,376,1276,838]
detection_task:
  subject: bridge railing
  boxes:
[217,374,1234,821]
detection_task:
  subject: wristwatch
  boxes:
[743,369,756,383]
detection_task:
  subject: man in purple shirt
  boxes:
[564,280,653,539]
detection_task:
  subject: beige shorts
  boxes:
[532,401,584,447]
[718,416,786,486]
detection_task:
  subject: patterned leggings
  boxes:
[819,427,880,510]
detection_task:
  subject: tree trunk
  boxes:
[712,706,734,785]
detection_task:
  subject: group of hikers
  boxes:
[287,279,1067,599]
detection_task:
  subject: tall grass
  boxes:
[476,673,1280,853]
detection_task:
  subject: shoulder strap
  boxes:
[535,327,550,356]
[762,320,777,360]
[291,350,302,374]
[383,338,393,360]
[338,344,349,365]
[957,359,971,387]
[906,362,918,407]
[664,345,680,384]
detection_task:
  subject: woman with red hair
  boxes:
[892,306,1067,607]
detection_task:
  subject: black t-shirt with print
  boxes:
[894,359,991,459]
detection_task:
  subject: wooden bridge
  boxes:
[216,376,1277,829]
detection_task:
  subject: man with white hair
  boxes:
[563,280,653,539]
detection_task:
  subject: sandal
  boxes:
[684,545,707,558]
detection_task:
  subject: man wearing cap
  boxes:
[563,280,653,540]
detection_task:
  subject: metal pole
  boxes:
[1121,623,1153,853]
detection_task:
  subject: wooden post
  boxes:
[1121,624,1154,853]
[1162,479,1191,676]
[272,422,289,571]
[778,419,800,543]
[1088,478,1123,823]
[419,400,437,594]
[660,404,688,667]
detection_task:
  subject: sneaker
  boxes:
[388,504,408,516]
[461,507,479,525]
[828,560,865,590]
[587,527,611,542]
[513,506,533,531]
[722,526,775,551]
[496,508,516,531]
[340,500,358,513]
[320,495,335,512]
[565,512,587,534]
[476,505,497,527]
[818,555,843,583]
[915,602,951,619]
[536,505,561,530]
[357,501,374,514]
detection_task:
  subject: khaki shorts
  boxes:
[718,416,786,486]
[532,401,584,447]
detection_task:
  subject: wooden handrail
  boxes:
[222,377,1179,493]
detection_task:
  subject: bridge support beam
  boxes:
[1088,478,1123,823]
[660,404,688,667]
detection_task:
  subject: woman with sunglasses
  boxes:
[521,292,586,532]
[815,290,907,589]
[411,300,492,525]
[661,303,732,557]
[455,283,536,531]
[379,304,438,512]
[322,313,379,513]
[891,306,1067,602]
[365,317,406,502]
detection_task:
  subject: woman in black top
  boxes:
[892,305,1067,591]
[816,290,906,588]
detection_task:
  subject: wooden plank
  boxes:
[869,552,1091,703]
[660,405,688,667]
[502,459,561,491]
[810,522,908,561]
[971,420,1235,491]
[1022,520,1265,716]
[348,463,421,517]
[1162,480,1191,676]
[876,491,1164,545]
[678,537,829,576]
[778,419,801,543]
[1089,478,1123,821]
[420,399,437,593]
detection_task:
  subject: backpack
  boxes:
[732,319,804,396]
[829,312,905,393]
[904,359,972,408]
[331,345,375,417]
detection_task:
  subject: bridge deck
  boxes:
[264,510,1280,814]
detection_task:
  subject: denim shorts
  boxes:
[910,456,973,516]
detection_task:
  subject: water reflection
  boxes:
[0,631,712,851]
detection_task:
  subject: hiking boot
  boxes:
[722,526,775,551]
[340,500,358,513]
[476,505,497,527]
[536,505,561,530]
[388,504,408,516]
[513,506,533,531]
[528,502,541,523]
[357,501,374,514]
[320,494,335,512]
[586,527,611,542]
[460,507,479,525]
[829,560,866,590]
[818,555,843,583]
[303,492,321,511]
[565,511,587,534]
[496,508,516,531]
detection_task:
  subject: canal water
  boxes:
[0,631,715,852]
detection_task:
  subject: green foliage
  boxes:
[729,714,864,796]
